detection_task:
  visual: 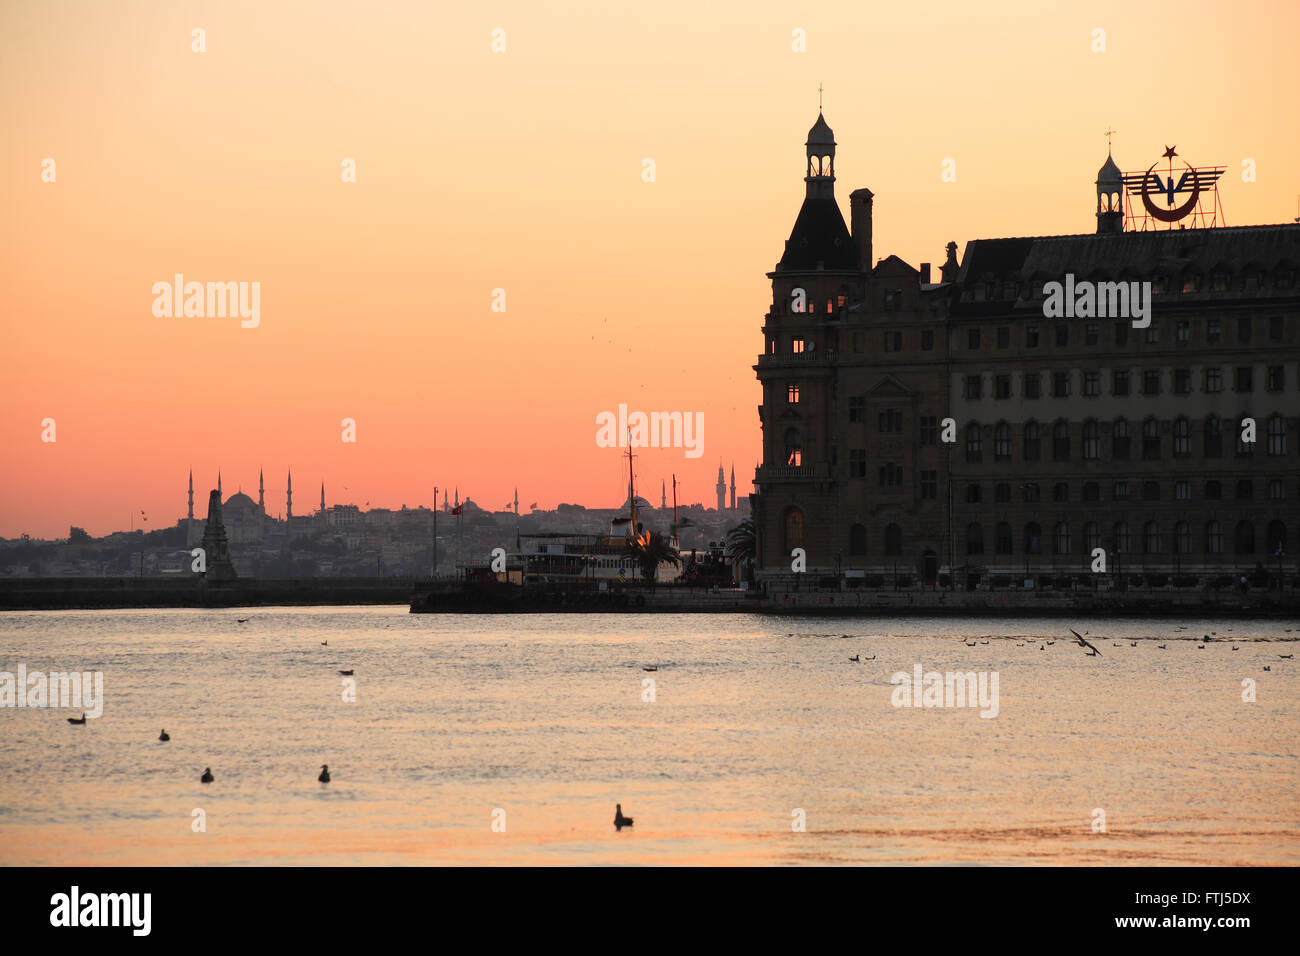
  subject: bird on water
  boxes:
[318,765,331,783]
[159,729,170,741]
[200,768,214,783]
[614,804,633,830]
[67,713,86,725]
[338,669,354,676]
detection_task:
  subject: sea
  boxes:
[0,607,1295,865]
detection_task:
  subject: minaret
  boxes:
[1096,144,1124,234]
[186,469,197,547]
[218,470,222,497]
[443,489,449,512]
[716,464,726,512]
[455,487,459,508]
[661,480,666,510]
[320,482,325,514]
[258,469,265,512]
[514,487,519,515]
[187,469,194,521]
[729,465,736,510]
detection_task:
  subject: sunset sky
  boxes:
[3,0,1298,538]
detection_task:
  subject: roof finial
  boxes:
[818,82,824,112]
[1105,126,1117,154]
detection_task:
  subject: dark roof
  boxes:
[776,197,858,272]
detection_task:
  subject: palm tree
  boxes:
[726,517,755,582]
[627,530,680,592]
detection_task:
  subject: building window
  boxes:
[1085,323,1099,346]
[852,330,865,353]
[1174,480,1190,501]
[783,507,804,552]
[1267,520,1287,556]
[1114,522,1131,554]
[1204,479,1222,500]
[848,396,865,423]
[968,328,981,349]
[884,290,900,311]
[965,423,983,463]
[1142,480,1160,502]
[966,483,981,504]
[1145,324,1159,344]
[1054,522,1071,555]
[1083,371,1100,397]
[1143,369,1160,395]
[1174,369,1190,394]
[1023,482,1041,503]
[1234,521,1255,554]
[1205,368,1222,393]
[994,422,1011,461]
[1236,417,1254,457]
[1053,482,1069,503]
[995,374,1012,399]
[1265,415,1285,456]
[1174,522,1192,555]
[1024,373,1041,399]
[965,375,982,400]
[1205,521,1223,554]
[966,523,984,555]
[792,337,805,354]
[879,463,903,487]
[1267,366,1285,391]
[1176,320,1189,344]
[920,415,937,445]
[1173,417,1190,457]
[920,470,937,499]
[1083,482,1099,502]
[1083,420,1100,459]
[1052,420,1070,461]
[1207,318,1221,343]
[848,449,867,478]
[884,523,902,556]
[879,408,903,432]
[1143,521,1161,554]
[1268,479,1284,500]
[1055,325,1069,347]
[1083,522,1100,554]
[1204,416,1222,458]
[1026,326,1039,348]
[1113,481,1129,501]
[1269,315,1284,341]
[1236,479,1253,501]
[1112,418,1130,460]
[1113,369,1130,396]
[849,524,867,556]
[787,383,800,404]
[997,327,1010,348]
[885,330,903,352]
[1023,421,1040,461]
[1142,417,1161,460]
[995,522,1013,555]
[1053,371,1070,397]
[995,483,1011,503]
[1115,323,1128,347]
[1234,367,1253,392]
[921,329,934,351]
[1025,522,1042,555]
[1237,316,1252,344]
[783,427,802,467]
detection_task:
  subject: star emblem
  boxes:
[1162,144,1178,159]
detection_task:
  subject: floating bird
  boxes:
[1263,666,1271,672]
[1068,629,1101,656]
[1015,643,1024,647]
[67,713,86,725]
[1040,645,1045,651]
[849,654,860,662]
[1131,642,1138,648]
[1046,641,1056,646]
[614,804,634,830]
[1280,654,1294,660]
[338,669,354,676]
[1232,646,1240,651]
[318,764,330,783]
[1112,642,1122,647]
[1197,645,1206,650]
[321,641,328,646]
[966,641,977,647]
[1157,643,1168,649]
[159,729,170,742]
[980,640,989,645]
[237,618,249,624]
[200,768,214,783]
[864,654,876,660]
[643,666,658,672]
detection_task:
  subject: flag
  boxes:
[529,502,537,509]
[451,505,463,516]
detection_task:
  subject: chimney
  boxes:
[849,188,874,272]
[919,263,931,285]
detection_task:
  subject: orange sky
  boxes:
[3,0,1298,538]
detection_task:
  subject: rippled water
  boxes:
[0,607,1296,865]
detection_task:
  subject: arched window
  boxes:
[1174,521,1192,554]
[1054,522,1071,555]
[1143,417,1161,460]
[1112,418,1130,460]
[1025,522,1042,555]
[849,524,867,556]
[1052,420,1069,461]
[1267,415,1286,456]
[783,507,804,552]
[1173,417,1190,457]
[1083,420,1099,460]
[1234,520,1255,554]
[1143,521,1161,554]
[783,427,802,467]
[1267,520,1287,556]
[1083,521,1100,554]
[995,422,1011,461]
[1204,415,1222,458]
[995,522,1013,555]
[1114,521,1131,554]
[966,523,984,555]
[1206,521,1223,554]
[965,423,983,463]
[884,523,902,556]
[1023,421,1040,461]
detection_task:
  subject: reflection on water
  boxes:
[0,608,1295,865]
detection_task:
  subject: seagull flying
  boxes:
[1069,628,1101,656]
